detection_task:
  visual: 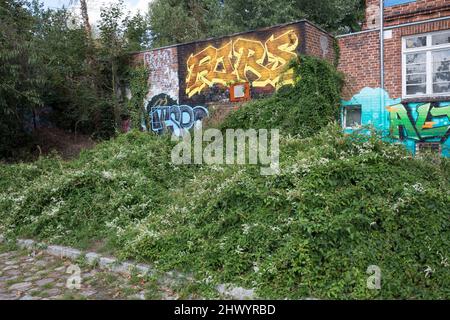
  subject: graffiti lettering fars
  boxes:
[185,30,299,98]
[387,103,450,141]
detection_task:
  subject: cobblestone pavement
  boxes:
[0,243,181,300]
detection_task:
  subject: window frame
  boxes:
[342,105,362,129]
[402,30,450,99]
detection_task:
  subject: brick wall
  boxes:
[384,0,450,27]
[363,0,450,30]
[339,17,450,100]
[304,23,336,63]
[176,21,335,105]
[338,31,381,100]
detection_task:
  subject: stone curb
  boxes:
[0,235,255,300]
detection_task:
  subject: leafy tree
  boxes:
[220,0,302,33]
[147,0,366,48]
[123,12,151,52]
[294,0,365,33]
[0,0,43,157]
[148,0,223,47]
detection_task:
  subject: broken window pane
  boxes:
[344,106,361,128]
[406,36,427,49]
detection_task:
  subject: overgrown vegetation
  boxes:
[1,57,449,299]
[222,55,344,137]
[0,0,150,159]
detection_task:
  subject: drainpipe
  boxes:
[380,0,384,91]
[380,0,386,134]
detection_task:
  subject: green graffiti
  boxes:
[387,103,450,141]
[387,103,419,140]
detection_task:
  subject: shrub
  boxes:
[221,55,344,137]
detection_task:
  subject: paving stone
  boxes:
[9,282,32,291]
[35,260,48,267]
[0,242,195,300]
[2,265,19,271]
[46,245,81,260]
[5,269,21,276]
[0,293,16,300]
[35,278,55,287]
[46,288,61,296]
[23,277,36,282]
[80,290,97,297]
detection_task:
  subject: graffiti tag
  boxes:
[150,105,209,136]
[186,30,299,97]
[144,48,179,102]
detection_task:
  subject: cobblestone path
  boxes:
[0,243,180,300]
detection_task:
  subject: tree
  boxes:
[146,0,366,48]
[294,0,365,33]
[221,0,301,33]
[123,12,151,51]
[0,0,43,157]
[148,0,222,48]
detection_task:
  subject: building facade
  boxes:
[132,1,450,155]
[339,0,450,156]
[132,21,335,135]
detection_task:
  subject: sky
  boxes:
[42,0,151,25]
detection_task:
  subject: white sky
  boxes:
[42,0,151,25]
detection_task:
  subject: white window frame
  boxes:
[402,30,450,99]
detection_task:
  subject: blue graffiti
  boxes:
[150,105,209,136]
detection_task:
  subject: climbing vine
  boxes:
[126,65,150,131]
[221,55,344,137]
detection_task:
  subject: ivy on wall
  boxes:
[221,55,344,137]
[126,66,150,131]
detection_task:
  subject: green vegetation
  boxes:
[0,0,150,159]
[222,56,344,137]
[148,0,366,48]
[1,57,449,299]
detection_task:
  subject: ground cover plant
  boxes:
[1,57,449,299]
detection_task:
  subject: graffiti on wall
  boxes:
[185,29,299,98]
[386,102,450,141]
[341,87,450,156]
[150,105,209,136]
[144,48,179,102]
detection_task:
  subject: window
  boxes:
[403,31,450,98]
[343,105,361,128]
[229,82,250,102]
[416,142,441,155]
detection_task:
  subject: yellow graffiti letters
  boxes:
[185,30,299,97]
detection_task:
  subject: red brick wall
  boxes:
[304,23,336,63]
[338,31,381,100]
[339,18,450,100]
[384,0,450,27]
[363,0,450,30]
